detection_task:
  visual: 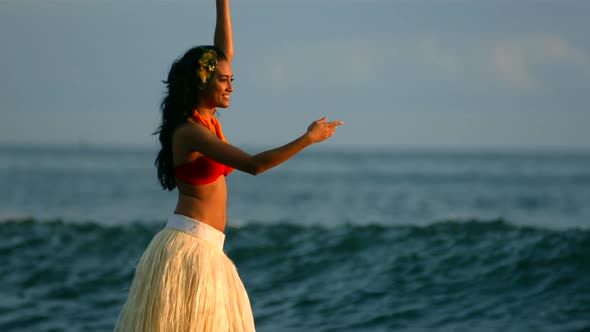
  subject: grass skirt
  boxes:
[114,215,255,331]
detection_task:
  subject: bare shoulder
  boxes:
[173,120,220,158]
[174,120,210,143]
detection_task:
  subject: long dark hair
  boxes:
[154,46,227,191]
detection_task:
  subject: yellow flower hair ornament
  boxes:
[198,48,218,88]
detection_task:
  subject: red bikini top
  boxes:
[174,110,234,185]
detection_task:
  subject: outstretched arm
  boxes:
[176,118,343,175]
[214,0,233,62]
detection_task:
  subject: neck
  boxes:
[195,103,216,120]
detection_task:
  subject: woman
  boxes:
[114,1,342,331]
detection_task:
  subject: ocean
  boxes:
[0,144,589,331]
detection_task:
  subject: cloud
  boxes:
[538,35,589,65]
[259,36,463,94]
[493,35,590,91]
[494,45,537,90]
[258,34,589,98]
[258,39,376,93]
[417,39,459,72]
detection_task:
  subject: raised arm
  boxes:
[214,0,233,62]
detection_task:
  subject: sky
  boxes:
[1,0,589,151]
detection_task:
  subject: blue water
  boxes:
[1,144,589,331]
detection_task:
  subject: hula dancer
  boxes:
[114,0,343,330]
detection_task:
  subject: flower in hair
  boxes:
[198,48,218,88]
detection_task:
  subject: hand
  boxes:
[306,117,344,144]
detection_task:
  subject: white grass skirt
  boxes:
[114,214,255,331]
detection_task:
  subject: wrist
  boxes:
[301,132,314,146]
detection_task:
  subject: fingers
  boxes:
[327,121,344,127]
[324,121,343,131]
[325,121,341,138]
[316,117,343,126]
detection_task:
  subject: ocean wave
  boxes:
[1,216,588,234]
[1,217,589,331]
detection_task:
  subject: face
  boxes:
[201,60,234,108]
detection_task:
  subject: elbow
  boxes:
[247,166,263,176]
[245,162,263,176]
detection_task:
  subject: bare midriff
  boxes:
[174,176,228,233]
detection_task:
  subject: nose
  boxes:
[227,80,234,92]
